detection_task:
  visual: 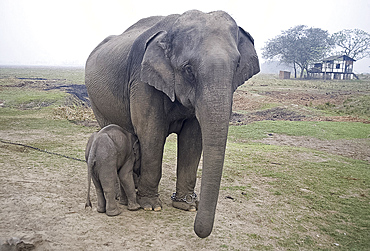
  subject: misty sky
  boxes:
[1,0,369,73]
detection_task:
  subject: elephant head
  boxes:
[140,10,259,238]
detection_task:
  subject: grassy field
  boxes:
[0,67,369,250]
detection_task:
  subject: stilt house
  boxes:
[308,55,357,80]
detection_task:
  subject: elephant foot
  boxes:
[127,202,141,211]
[171,192,198,212]
[172,201,197,212]
[153,206,162,212]
[97,206,106,213]
[137,194,162,211]
[105,207,121,216]
[118,197,128,206]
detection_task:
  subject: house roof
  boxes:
[322,55,356,62]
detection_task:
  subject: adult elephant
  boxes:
[85,10,259,238]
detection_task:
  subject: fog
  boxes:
[1,0,369,73]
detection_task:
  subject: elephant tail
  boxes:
[85,158,95,209]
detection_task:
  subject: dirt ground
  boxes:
[1,77,369,250]
[0,129,291,250]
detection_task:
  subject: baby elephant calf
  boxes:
[85,124,141,216]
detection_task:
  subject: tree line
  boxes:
[262,26,370,78]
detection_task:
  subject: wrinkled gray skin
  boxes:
[85,124,141,216]
[85,10,259,237]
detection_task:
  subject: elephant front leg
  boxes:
[172,118,202,212]
[136,137,166,211]
[131,82,170,211]
[132,115,166,211]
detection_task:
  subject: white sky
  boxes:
[1,0,369,72]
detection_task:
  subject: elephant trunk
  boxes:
[193,78,233,238]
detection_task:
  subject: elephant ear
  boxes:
[233,27,260,92]
[140,31,175,102]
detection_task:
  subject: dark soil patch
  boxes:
[231,107,306,125]
[3,78,90,107]
[45,84,90,107]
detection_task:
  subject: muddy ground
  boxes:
[0,76,369,250]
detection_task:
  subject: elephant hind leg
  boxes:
[118,181,128,206]
[91,174,106,213]
[104,192,121,216]
[118,163,141,211]
[96,157,121,216]
[100,175,121,216]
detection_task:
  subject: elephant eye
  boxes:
[183,64,195,82]
[184,65,193,75]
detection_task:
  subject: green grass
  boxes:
[245,74,370,93]
[341,95,370,117]
[0,68,92,161]
[229,120,370,141]
[0,88,67,108]
[223,129,370,250]
[0,108,93,161]
[242,74,370,120]
[313,95,370,118]
[0,66,85,85]
[1,68,369,250]
[163,134,178,163]
[259,102,280,110]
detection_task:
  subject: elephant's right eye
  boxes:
[183,64,195,82]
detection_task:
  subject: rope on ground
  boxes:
[0,139,86,162]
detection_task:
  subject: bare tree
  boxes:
[263,25,332,78]
[331,29,370,60]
